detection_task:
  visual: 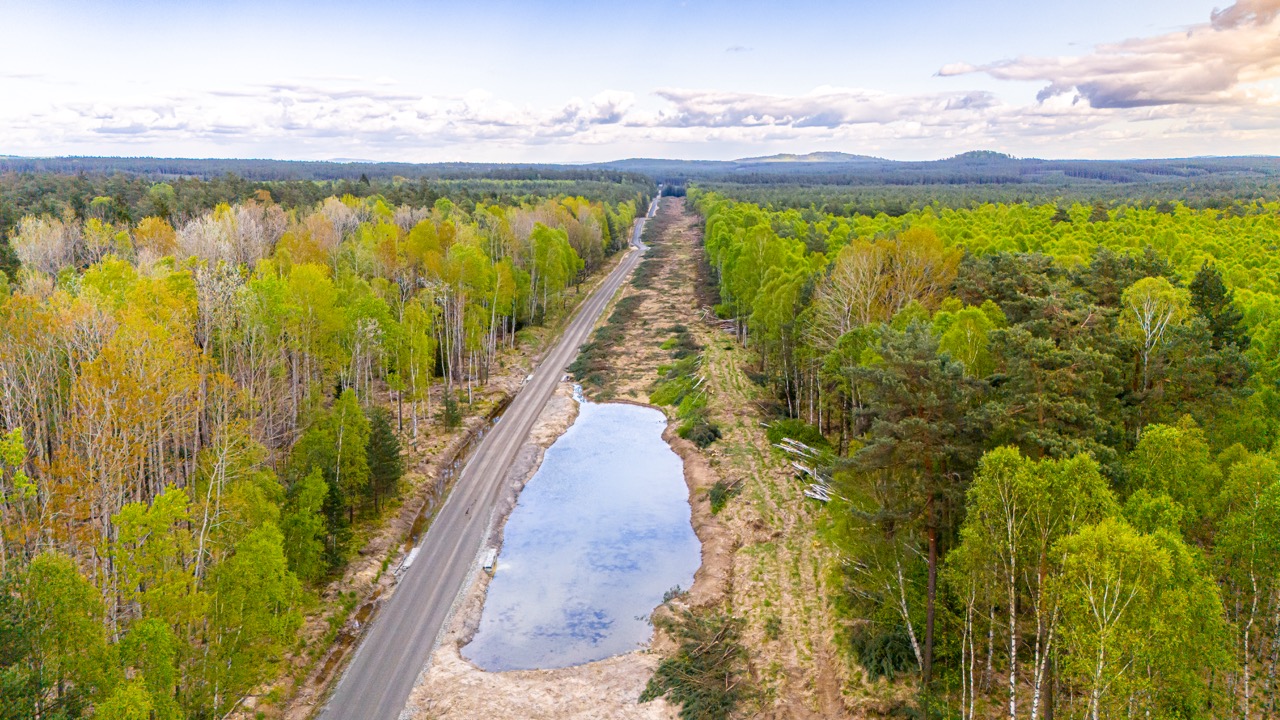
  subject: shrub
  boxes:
[679,419,722,448]
[765,418,831,451]
[440,393,462,430]
[640,608,749,720]
[708,479,741,514]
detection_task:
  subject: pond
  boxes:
[461,398,701,672]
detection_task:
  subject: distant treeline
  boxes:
[698,178,1280,217]
[5,152,1278,250]
[594,151,1280,189]
[0,155,651,184]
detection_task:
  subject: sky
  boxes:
[1,0,1277,162]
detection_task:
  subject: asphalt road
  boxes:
[318,198,658,720]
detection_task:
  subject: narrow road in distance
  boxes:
[319,196,660,720]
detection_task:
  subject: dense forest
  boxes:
[693,188,1280,717]
[0,172,646,718]
[0,170,652,254]
[5,155,1280,718]
[0,156,654,185]
[598,152,1280,190]
[697,178,1280,220]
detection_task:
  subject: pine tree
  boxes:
[848,322,986,688]
[1189,261,1247,349]
[366,406,403,515]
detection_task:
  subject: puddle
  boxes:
[462,400,700,672]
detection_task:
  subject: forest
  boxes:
[0,169,652,255]
[693,188,1280,718]
[598,152,1280,193]
[0,173,646,718]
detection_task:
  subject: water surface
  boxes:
[462,399,700,671]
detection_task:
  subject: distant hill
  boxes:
[734,151,880,164]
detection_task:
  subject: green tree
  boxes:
[20,553,114,717]
[0,568,41,720]
[290,389,370,563]
[1054,520,1169,720]
[1214,453,1280,717]
[1125,417,1221,540]
[366,406,403,514]
[281,468,329,584]
[934,305,997,378]
[849,323,985,687]
[114,488,204,629]
[95,680,155,720]
[330,389,371,520]
[1188,261,1247,349]
[988,326,1121,467]
[949,447,1115,720]
[194,523,301,715]
[1053,519,1228,720]
[117,618,182,720]
[0,426,36,574]
[1120,276,1189,394]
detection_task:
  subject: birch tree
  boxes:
[1120,276,1189,393]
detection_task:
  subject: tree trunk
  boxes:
[1046,656,1056,720]
[925,512,937,687]
[1008,550,1019,720]
[895,559,924,670]
[987,603,996,691]
[1246,572,1259,720]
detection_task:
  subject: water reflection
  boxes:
[462,399,701,671]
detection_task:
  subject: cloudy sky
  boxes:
[2,0,1278,162]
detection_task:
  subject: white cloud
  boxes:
[4,1,1280,165]
[646,87,999,129]
[941,0,1280,109]
[1211,0,1280,29]
[0,79,1220,160]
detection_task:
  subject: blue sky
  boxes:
[1,0,1277,161]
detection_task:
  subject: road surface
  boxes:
[318,197,659,720]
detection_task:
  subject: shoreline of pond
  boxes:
[401,382,726,719]
[461,394,698,671]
